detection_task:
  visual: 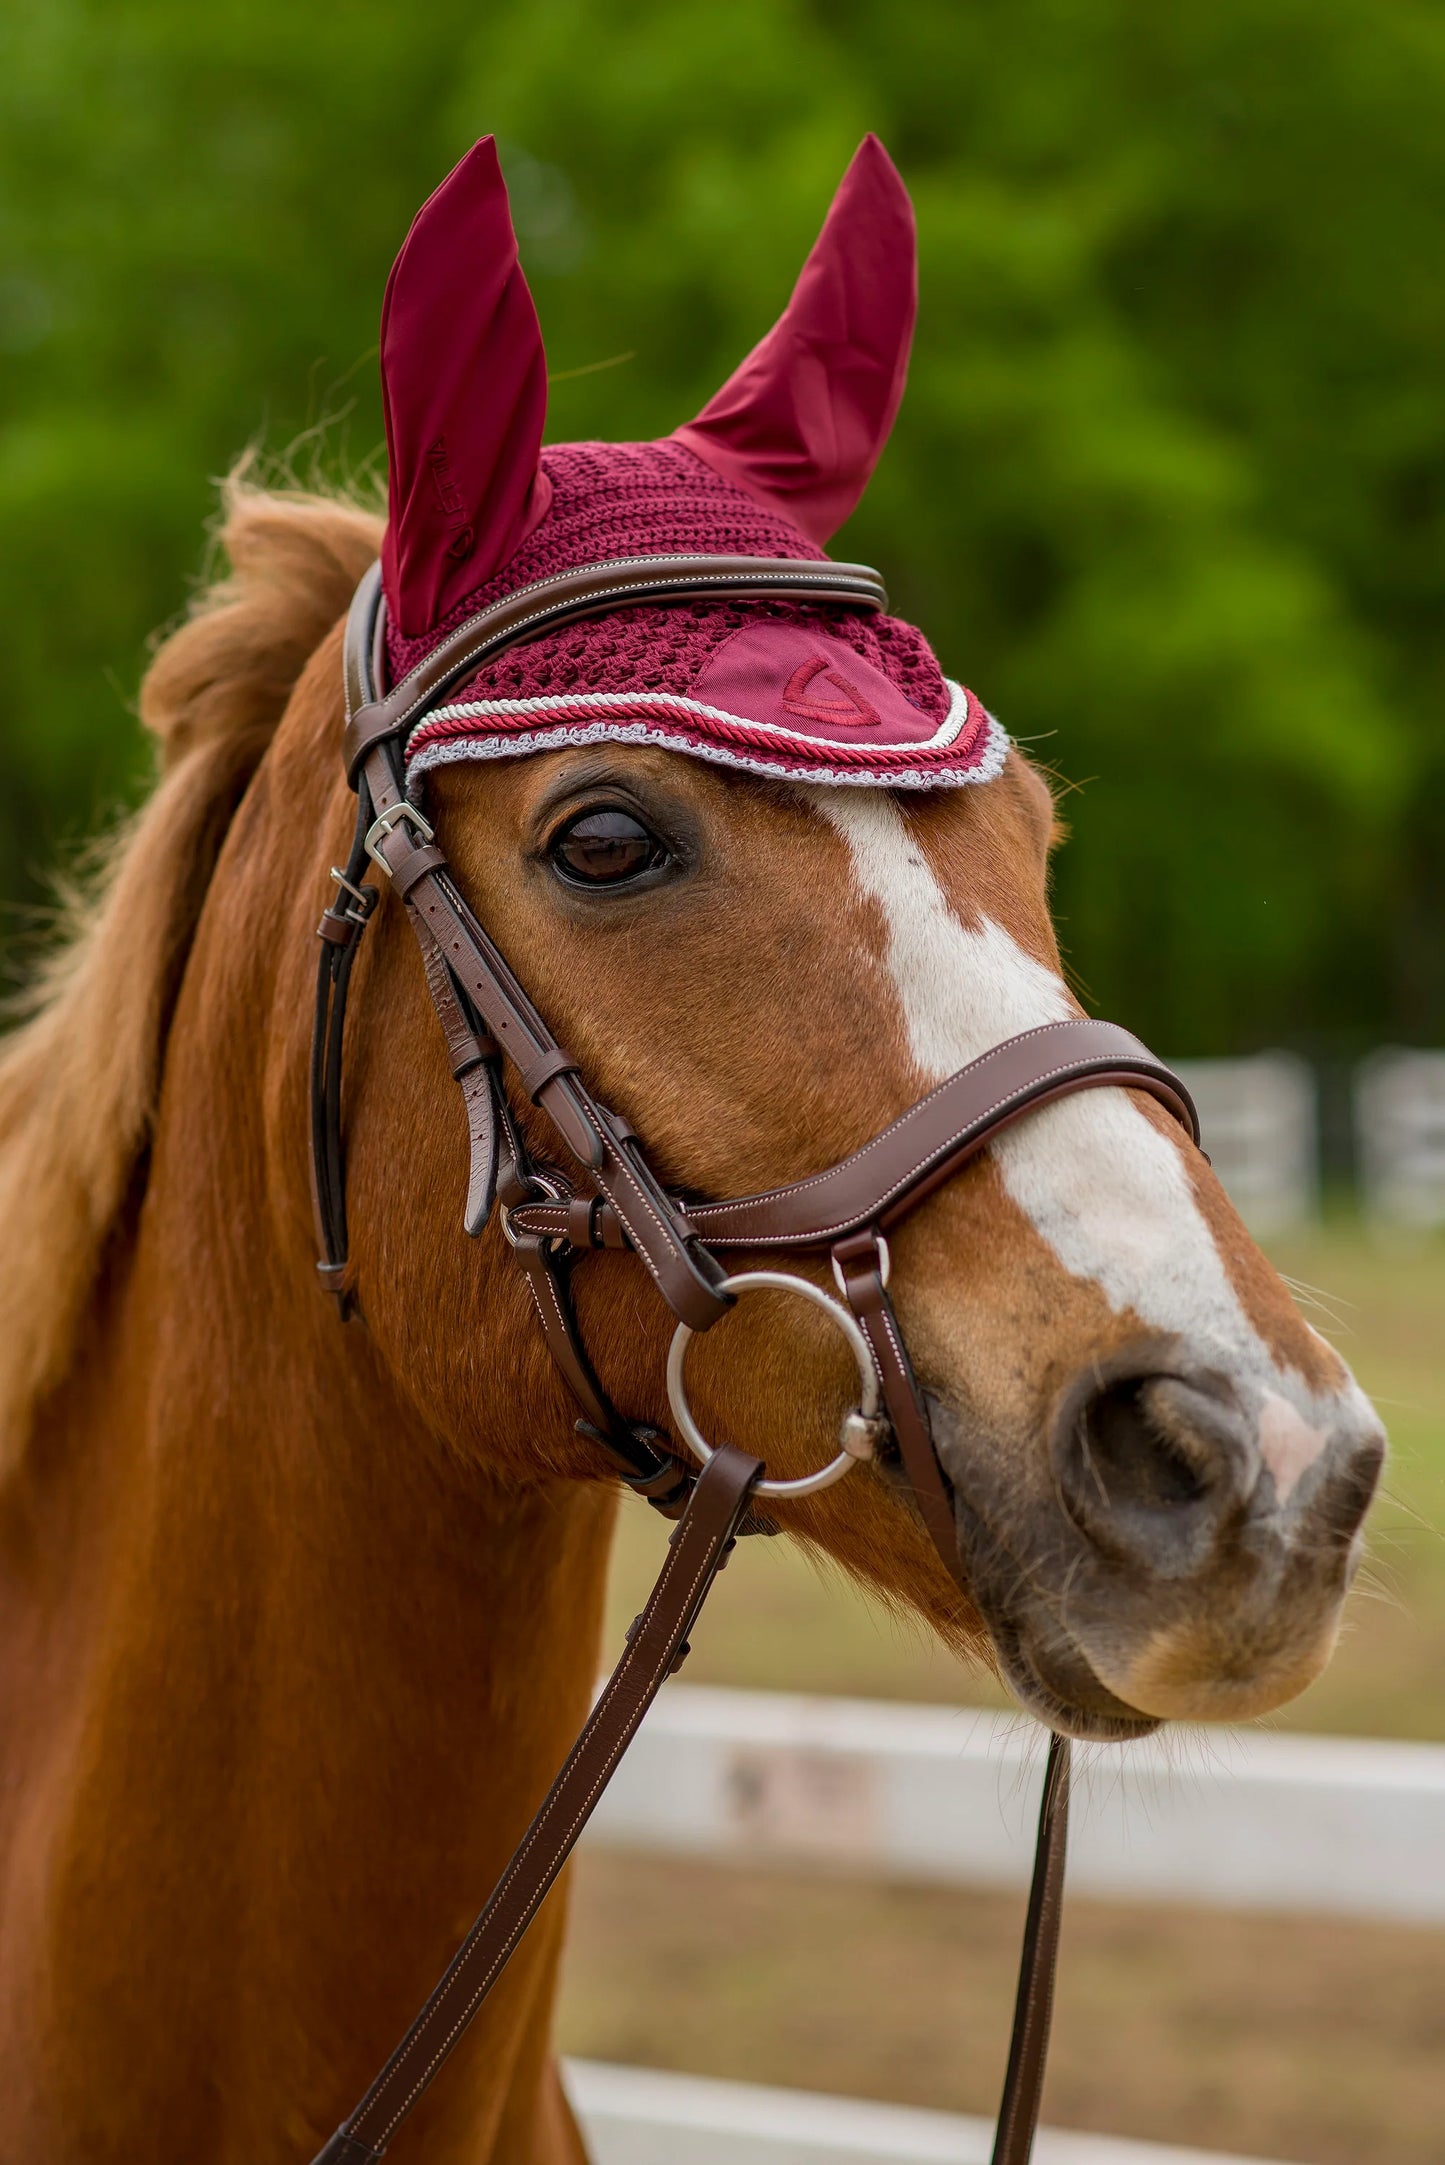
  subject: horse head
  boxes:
[303,134,1383,1746]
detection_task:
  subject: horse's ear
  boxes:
[379,138,550,638]
[672,135,917,546]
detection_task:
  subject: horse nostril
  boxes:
[1311,1423,1385,1551]
[1093,1378,1211,1505]
[1055,1366,1249,1571]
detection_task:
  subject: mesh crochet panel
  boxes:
[452,596,948,722]
[386,436,949,724]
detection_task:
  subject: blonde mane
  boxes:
[0,477,382,1476]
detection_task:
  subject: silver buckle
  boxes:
[365,799,435,872]
[500,1173,569,1256]
[327,866,377,927]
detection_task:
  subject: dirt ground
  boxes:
[563,1228,1445,2161]
[559,1852,1445,2165]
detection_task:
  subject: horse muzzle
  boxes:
[932,1345,1385,1738]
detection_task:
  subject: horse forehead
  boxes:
[808,784,1056,1017]
[435,744,902,1000]
[436,743,1028,1037]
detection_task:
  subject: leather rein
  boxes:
[307,553,1200,2165]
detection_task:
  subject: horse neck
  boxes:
[15,773,615,2162]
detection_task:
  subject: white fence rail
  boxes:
[567,2061,1303,2165]
[1170,1054,1317,1233]
[585,1685,1445,1925]
[1356,1047,1445,1228]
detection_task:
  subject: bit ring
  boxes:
[666,1270,883,1499]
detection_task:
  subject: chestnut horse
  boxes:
[0,475,1383,2163]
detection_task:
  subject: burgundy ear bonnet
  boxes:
[380,136,1005,791]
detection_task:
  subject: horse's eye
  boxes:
[550,808,669,887]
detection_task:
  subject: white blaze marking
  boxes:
[816,790,1263,1364]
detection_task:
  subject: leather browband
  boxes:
[342,552,888,781]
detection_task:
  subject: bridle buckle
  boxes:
[365,799,435,871]
[500,1171,570,1256]
[326,865,378,927]
[832,1230,890,1298]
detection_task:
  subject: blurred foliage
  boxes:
[1,0,1443,1054]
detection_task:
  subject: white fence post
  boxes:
[1168,1054,1317,1234]
[1355,1047,1445,1229]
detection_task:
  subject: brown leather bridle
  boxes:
[307,553,1200,2165]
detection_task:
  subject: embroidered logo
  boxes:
[426,435,475,561]
[781,654,880,728]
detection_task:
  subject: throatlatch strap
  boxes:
[309,791,375,1318]
[310,1443,764,2165]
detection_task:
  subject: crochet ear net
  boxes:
[378,133,918,637]
[379,138,550,638]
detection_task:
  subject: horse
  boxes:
[0,138,1384,2165]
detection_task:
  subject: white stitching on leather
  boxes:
[508,1044,1182,1253]
[589,1125,694,1302]
[685,1030,1162,1229]
[414,874,698,1309]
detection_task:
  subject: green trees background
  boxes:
[2,0,1442,1057]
